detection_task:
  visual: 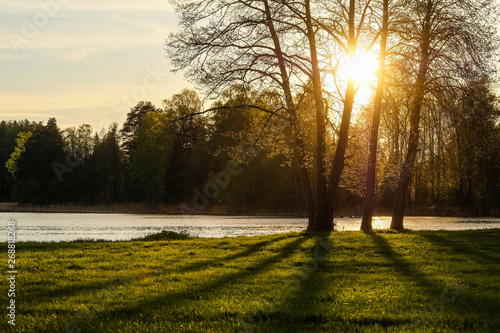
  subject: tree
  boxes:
[11,118,67,203]
[162,89,209,203]
[167,0,318,223]
[310,0,378,229]
[130,112,174,203]
[122,90,209,205]
[93,123,124,203]
[120,101,161,158]
[5,131,32,177]
[361,0,390,230]
[163,88,205,149]
[167,0,378,230]
[63,124,94,162]
[453,80,500,214]
[205,85,302,214]
[60,124,97,203]
[390,0,499,229]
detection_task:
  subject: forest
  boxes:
[1,83,498,216]
[1,0,500,231]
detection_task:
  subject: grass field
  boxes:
[1,229,499,332]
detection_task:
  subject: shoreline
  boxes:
[1,202,498,218]
[2,228,500,245]
[0,202,306,217]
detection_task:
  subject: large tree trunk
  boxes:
[391,0,431,229]
[361,0,389,231]
[305,0,332,231]
[325,0,357,226]
[326,77,355,223]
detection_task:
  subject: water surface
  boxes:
[1,213,499,242]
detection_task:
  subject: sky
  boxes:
[0,0,190,131]
[1,1,499,132]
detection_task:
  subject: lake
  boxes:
[1,213,499,242]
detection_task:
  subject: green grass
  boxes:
[2,229,500,332]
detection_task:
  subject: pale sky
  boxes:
[1,1,499,132]
[0,0,190,131]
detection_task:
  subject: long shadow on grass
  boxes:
[261,231,500,332]
[367,232,444,295]
[176,234,291,273]
[247,232,412,332]
[367,232,500,331]
[255,233,407,331]
[290,231,448,331]
[419,231,500,269]
[92,235,310,322]
[27,280,118,302]
[417,231,500,329]
[247,233,337,331]
[25,235,288,303]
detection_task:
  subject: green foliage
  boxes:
[11,118,68,203]
[120,101,161,157]
[450,80,500,213]
[5,131,32,176]
[63,124,94,161]
[0,120,38,201]
[3,230,500,332]
[376,77,500,215]
[130,112,174,202]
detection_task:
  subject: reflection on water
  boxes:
[0,213,499,242]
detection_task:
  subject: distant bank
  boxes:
[0,202,300,216]
[2,202,499,219]
[0,202,213,215]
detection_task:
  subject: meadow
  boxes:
[1,229,499,332]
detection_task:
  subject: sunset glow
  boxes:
[324,50,379,107]
[343,51,379,84]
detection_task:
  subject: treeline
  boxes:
[1,83,499,216]
[0,89,305,215]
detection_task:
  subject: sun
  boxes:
[344,51,379,84]
[324,50,379,108]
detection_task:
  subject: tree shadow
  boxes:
[242,231,500,332]
[90,235,310,324]
[176,233,291,273]
[367,232,445,294]
[244,233,336,331]
[258,231,450,331]
[28,280,116,301]
[419,231,500,269]
[361,231,500,331]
